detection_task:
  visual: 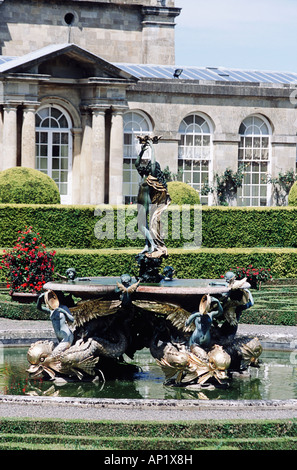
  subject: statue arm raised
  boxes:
[135,142,149,170]
[148,140,157,176]
[185,311,200,327]
[36,293,51,314]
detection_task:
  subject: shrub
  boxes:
[288,181,297,206]
[0,167,60,204]
[167,181,200,205]
[1,226,56,293]
[231,265,272,289]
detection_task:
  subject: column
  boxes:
[80,110,92,204]
[21,104,39,168]
[2,104,18,170]
[109,108,124,205]
[0,108,3,171]
[90,107,106,205]
[71,127,83,204]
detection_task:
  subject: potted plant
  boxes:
[1,227,56,303]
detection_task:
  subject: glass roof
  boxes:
[114,63,297,85]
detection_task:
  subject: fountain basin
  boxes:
[43,277,250,309]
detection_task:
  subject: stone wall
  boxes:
[0,0,180,64]
[126,79,297,184]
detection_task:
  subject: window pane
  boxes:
[61,158,68,170]
[59,183,67,195]
[51,108,62,120]
[59,115,68,128]
[60,171,68,183]
[50,118,59,128]
[40,158,47,170]
[53,133,60,144]
[52,158,60,169]
[52,170,59,182]
[40,132,48,143]
[193,172,200,184]
[52,146,60,157]
[193,161,201,171]
[40,145,47,156]
[194,135,202,146]
[41,118,50,128]
[183,171,191,183]
[123,172,130,183]
[61,145,68,157]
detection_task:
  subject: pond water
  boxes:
[1,347,297,401]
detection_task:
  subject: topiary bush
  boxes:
[167,181,200,205]
[288,181,297,206]
[0,167,60,204]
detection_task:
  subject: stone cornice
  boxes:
[127,79,296,100]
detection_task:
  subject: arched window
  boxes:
[35,105,73,204]
[237,115,271,206]
[178,114,212,204]
[123,111,152,204]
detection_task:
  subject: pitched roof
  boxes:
[0,43,137,81]
[1,44,297,85]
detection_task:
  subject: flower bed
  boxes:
[1,227,56,295]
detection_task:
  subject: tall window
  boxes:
[237,115,271,206]
[35,105,72,204]
[123,111,152,204]
[178,114,212,204]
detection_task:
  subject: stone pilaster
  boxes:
[71,127,83,204]
[90,107,107,205]
[0,108,3,171]
[21,103,39,168]
[109,107,124,205]
[2,104,18,170]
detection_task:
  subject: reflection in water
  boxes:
[0,347,297,401]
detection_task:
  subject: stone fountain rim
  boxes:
[1,394,297,414]
[43,277,250,296]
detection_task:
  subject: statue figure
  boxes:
[116,274,140,308]
[135,135,171,258]
[185,294,223,348]
[162,266,175,281]
[37,290,75,346]
[66,267,76,281]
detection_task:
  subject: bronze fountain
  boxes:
[27,136,262,391]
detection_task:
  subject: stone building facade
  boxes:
[0,0,297,206]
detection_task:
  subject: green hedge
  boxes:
[0,204,297,249]
[0,418,296,450]
[45,247,297,280]
[0,168,60,204]
[0,247,295,282]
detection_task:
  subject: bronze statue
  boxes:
[37,290,74,347]
[135,135,171,258]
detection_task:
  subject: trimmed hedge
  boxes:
[1,247,296,282]
[0,204,297,249]
[0,168,60,204]
[167,181,200,204]
[0,418,297,450]
[50,247,297,280]
[288,181,297,206]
